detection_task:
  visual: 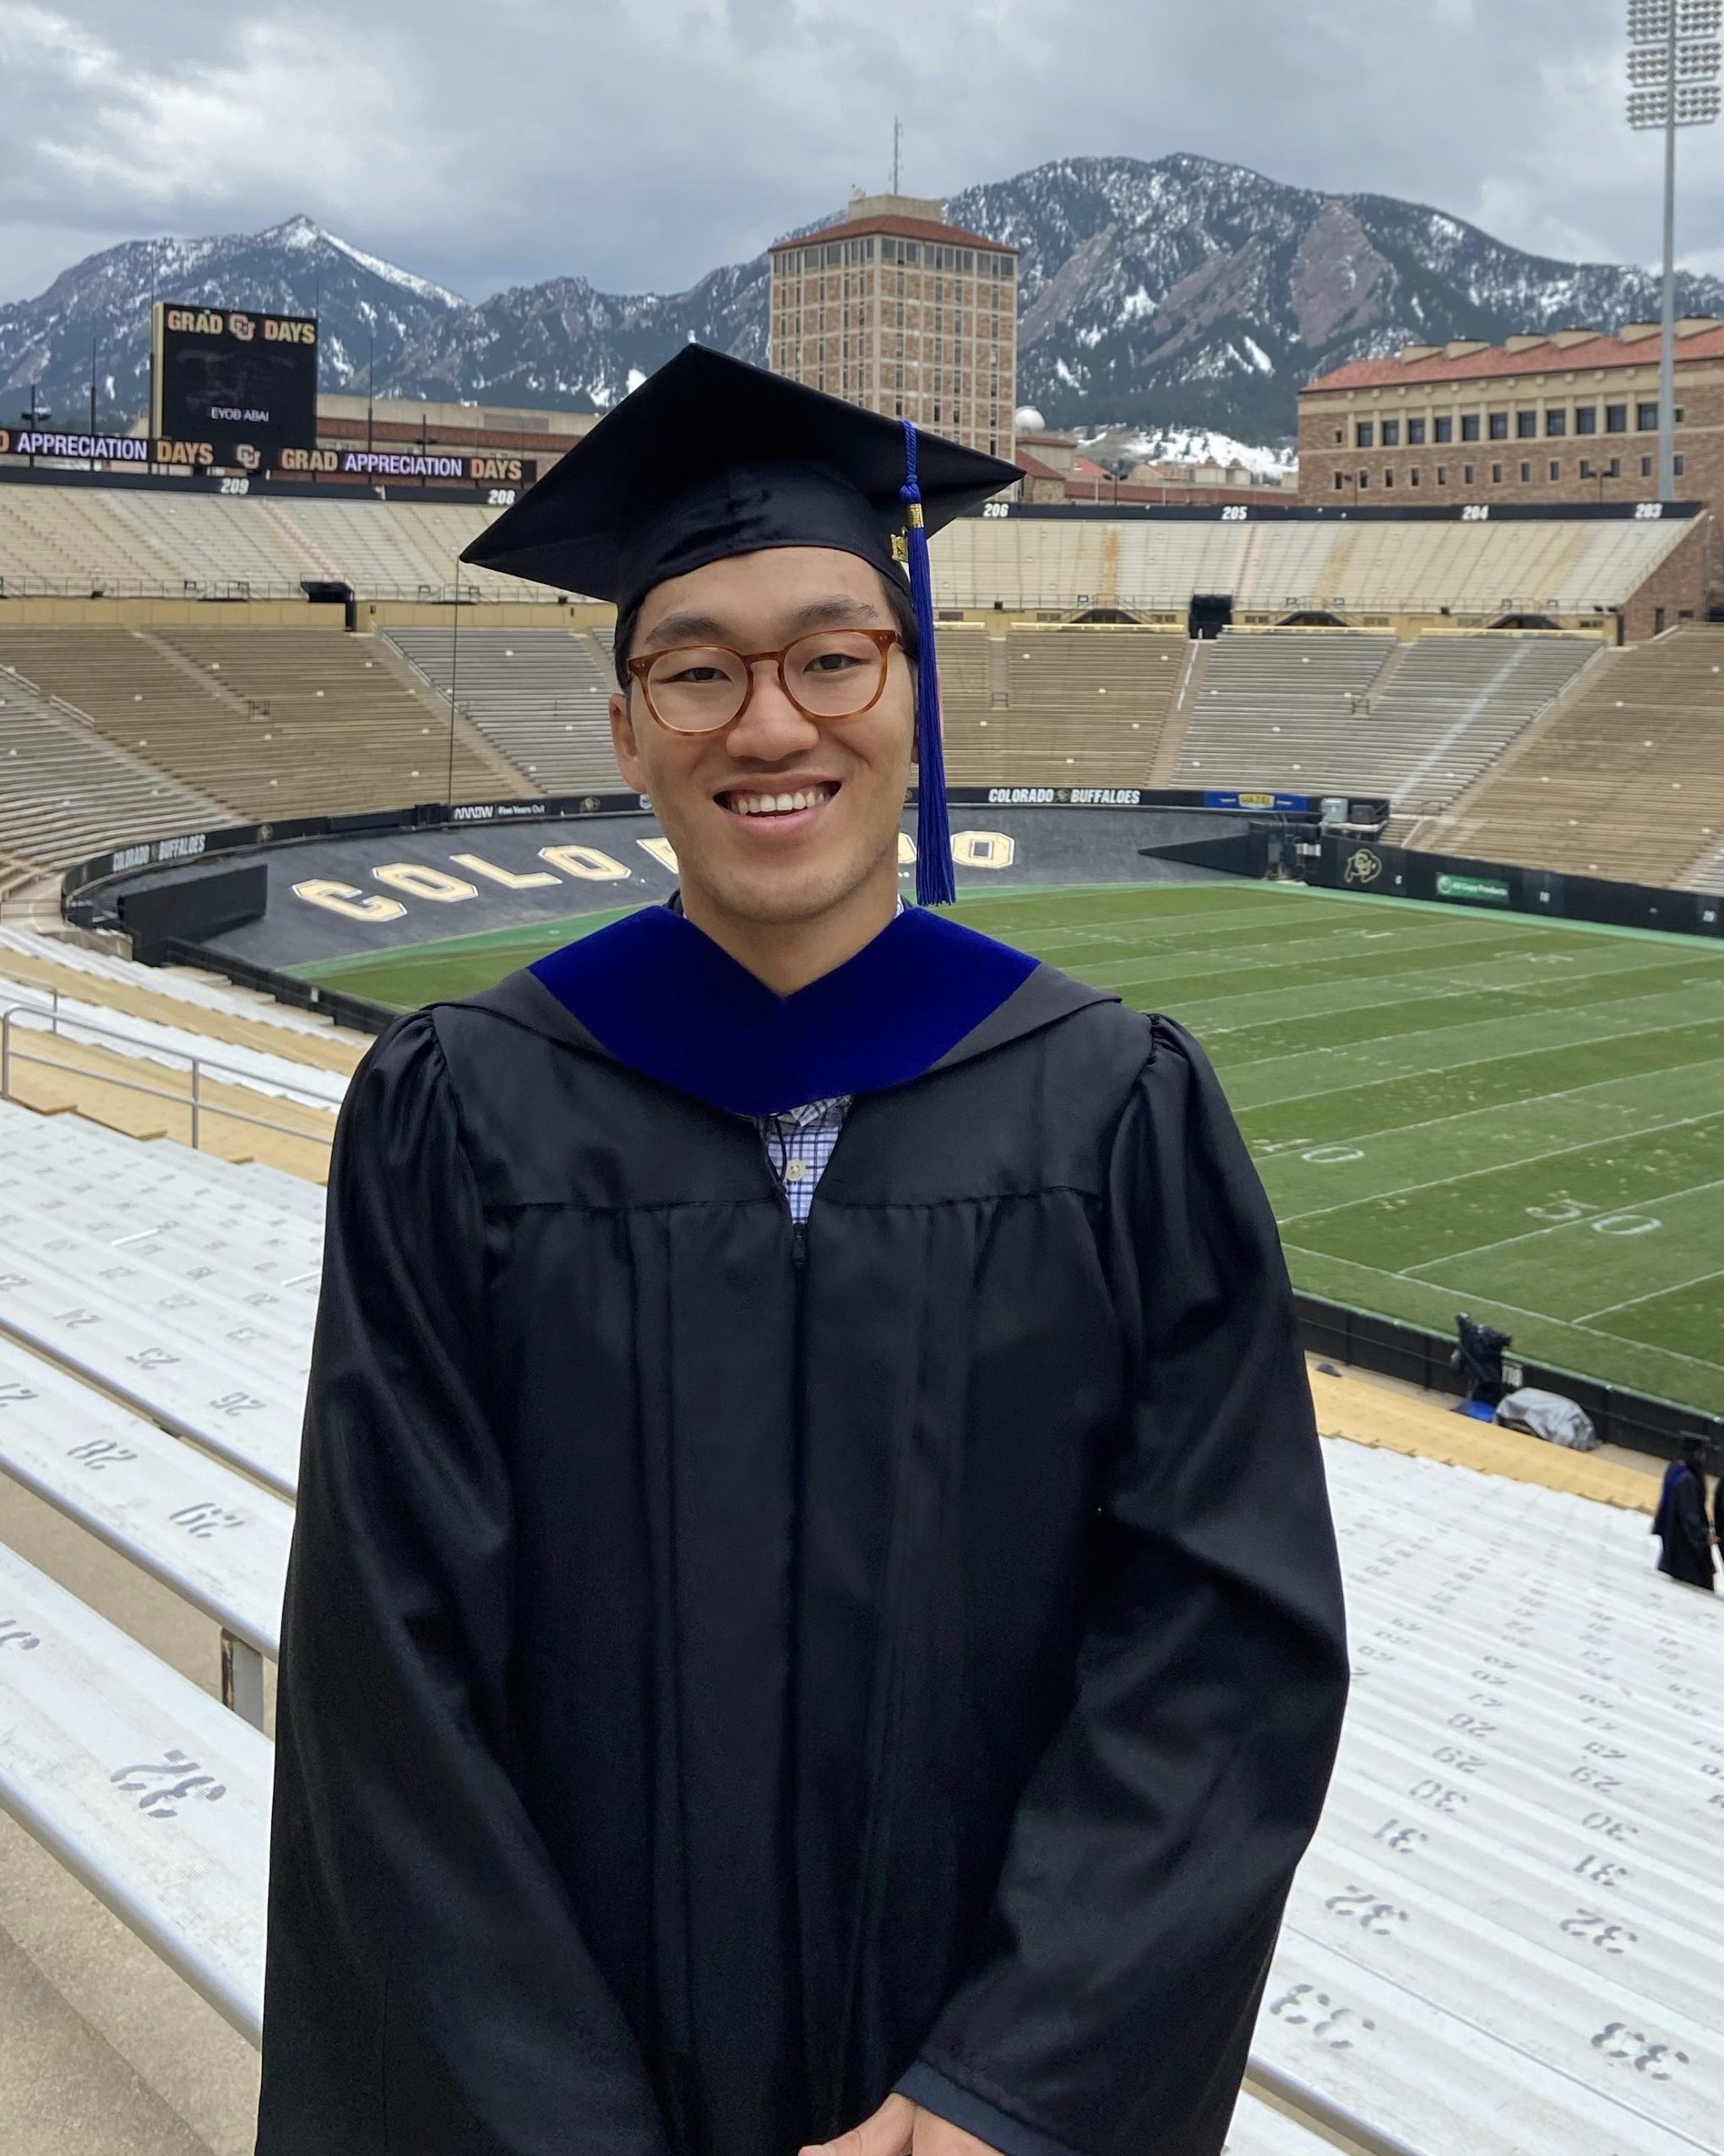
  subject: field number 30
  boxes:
[1525,1198,1661,1235]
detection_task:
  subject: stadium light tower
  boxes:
[1627,0,1721,501]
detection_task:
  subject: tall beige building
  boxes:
[769,192,1018,459]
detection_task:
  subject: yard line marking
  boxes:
[1395,1175,1724,1275]
[1231,1009,1724,1117]
[1194,948,1715,1048]
[1578,1265,1724,1326]
[1275,1105,1724,1226]
[1279,1242,1724,1379]
[1095,919,1572,984]
[1111,938,1675,1013]
[1258,1051,1724,1190]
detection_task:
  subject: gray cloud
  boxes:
[0,0,1720,302]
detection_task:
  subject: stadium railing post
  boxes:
[220,1631,266,1730]
[189,1056,202,1152]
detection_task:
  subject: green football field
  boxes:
[296,880,1724,1416]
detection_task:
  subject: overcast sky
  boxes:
[2,0,1721,305]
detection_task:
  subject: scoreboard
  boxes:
[150,303,318,469]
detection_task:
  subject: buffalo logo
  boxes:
[1344,847,1384,888]
[1055,787,1071,803]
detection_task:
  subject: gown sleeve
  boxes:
[257,1014,670,2156]
[901,1017,1349,2156]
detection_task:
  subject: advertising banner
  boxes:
[275,446,535,486]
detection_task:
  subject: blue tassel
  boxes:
[900,418,954,906]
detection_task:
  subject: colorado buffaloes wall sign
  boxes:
[1344,847,1384,888]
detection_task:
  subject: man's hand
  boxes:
[802,2093,1003,2156]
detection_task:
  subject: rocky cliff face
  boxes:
[4,156,1717,448]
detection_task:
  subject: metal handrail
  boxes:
[0,997,335,1155]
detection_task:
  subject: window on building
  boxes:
[1637,400,1660,431]
[1436,464,1448,485]
[1491,462,1504,482]
[1355,421,1375,448]
[1548,460,1561,481]
[1515,410,1538,439]
[1488,411,1509,439]
[1381,419,1400,446]
[1334,470,1346,491]
[1675,453,1686,476]
[1434,415,1454,443]
[1333,427,1344,445]
[1546,409,1567,436]
[1407,417,1427,444]
[1463,463,1476,483]
[1461,413,1482,442]
[1410,467,1421,486]
[1608,456,1622,477]
[1520,461,1532,481]
[1575,405,1597,434]
[1640,454,1653,476]
[1580,459,1593,479]
[1606,403,1628,433]
[1384,468,1395,487]
[1358,472,1369,490]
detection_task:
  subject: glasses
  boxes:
[627,628,902,734]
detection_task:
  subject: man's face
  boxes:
[610,546,914,928]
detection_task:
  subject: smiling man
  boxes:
[256,348,1347,2156]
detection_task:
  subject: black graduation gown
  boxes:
[257,933,1348,2156]
[1653,1462,1716,1589]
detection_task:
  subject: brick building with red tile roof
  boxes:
[1297,321,1724,524]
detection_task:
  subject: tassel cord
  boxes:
[900,420,955,905]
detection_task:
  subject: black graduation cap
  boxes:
[460,345,1020,904]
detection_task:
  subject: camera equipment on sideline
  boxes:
[1452,1312,1514,1408]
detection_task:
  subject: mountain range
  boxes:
[3,154,1719,452]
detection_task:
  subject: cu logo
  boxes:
[1344,848,1384,888]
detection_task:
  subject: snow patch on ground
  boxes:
[1080,421,1296,478]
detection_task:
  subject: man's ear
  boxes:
[610,690,649,793]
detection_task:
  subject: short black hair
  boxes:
[612,566,920,689]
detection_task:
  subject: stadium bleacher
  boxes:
[0,484,1695,624]
[929,508,1694,622]
[0,662,227,889]
[1171,628,1597,811]
[1429,626,1724,887]
[0,623,536,821]
[2,1073,1717,2156]
[1174,629,1397,790]
[939,625,1188,785]
[387,623,624,789]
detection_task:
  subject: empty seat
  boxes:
[1430,626,1724,885]
[387,626,623,789]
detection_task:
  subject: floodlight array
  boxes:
[1628,82,1724,123]
[1627,0,1723,40]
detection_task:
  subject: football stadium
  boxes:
[3,199,1724,2156]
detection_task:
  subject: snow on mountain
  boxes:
[5,160,1721,447]
[0,215,465,430]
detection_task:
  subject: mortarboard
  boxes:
[460,345,1020,904]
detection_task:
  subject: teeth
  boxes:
[728,785,832,817]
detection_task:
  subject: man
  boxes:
[257,348,1348,2156]
[1652,1432,1716,1591]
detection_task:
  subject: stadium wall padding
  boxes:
[1308,834,1724,939]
